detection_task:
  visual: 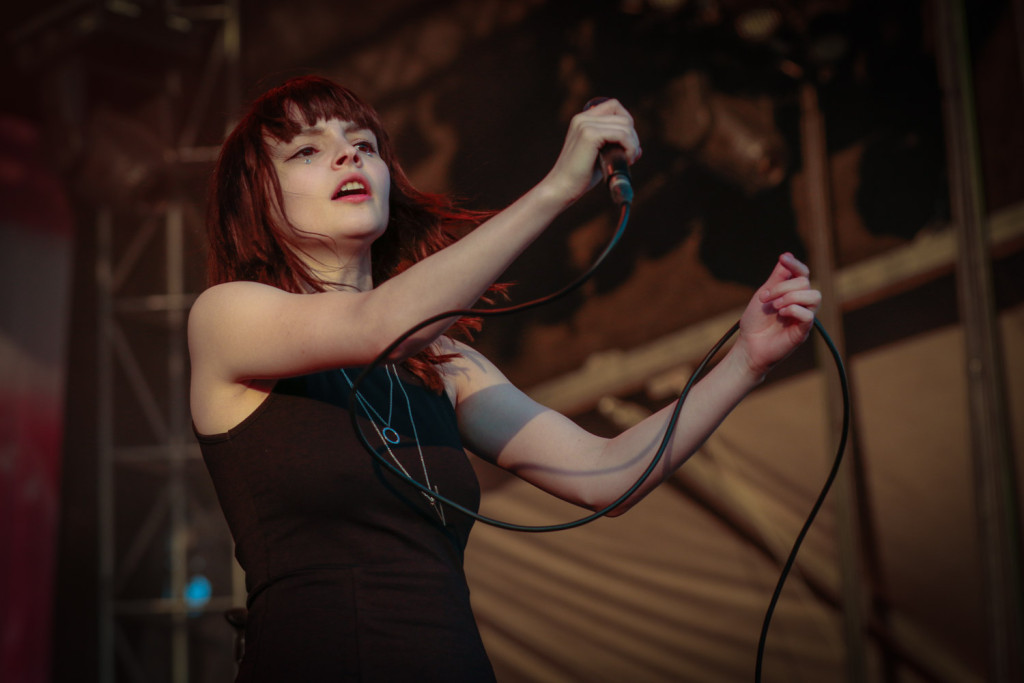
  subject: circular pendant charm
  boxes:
[382,427,400,444]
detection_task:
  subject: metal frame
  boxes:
[95,2,241,681]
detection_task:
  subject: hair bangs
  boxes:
[257,78,387,151]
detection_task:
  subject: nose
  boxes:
[333,141,362,168]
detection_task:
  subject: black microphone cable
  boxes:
[346,162,850,679]
[347,200,638,533]
[756,317,849,682]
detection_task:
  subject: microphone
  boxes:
[584,97,634,206]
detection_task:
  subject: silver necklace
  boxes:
[346,363,399,444]
[339,365,446,525]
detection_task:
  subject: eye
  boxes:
[354,140,378,155]
[290,146,318,161]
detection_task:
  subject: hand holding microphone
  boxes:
[542,96,638,207]
[584,97,635,206]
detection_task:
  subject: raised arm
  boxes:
[449,253,820,515]
[188,99,641,385]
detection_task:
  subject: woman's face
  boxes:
[267,117,391,250]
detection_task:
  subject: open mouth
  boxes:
[332,179,369,200]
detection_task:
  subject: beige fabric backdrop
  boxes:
[464,304,1024,682]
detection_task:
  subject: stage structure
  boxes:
[90,3,241,681]
[13,0,243,680]
[93,2,243,680]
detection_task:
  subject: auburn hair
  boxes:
[206,75,502,391]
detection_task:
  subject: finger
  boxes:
[779,252,810,277]
[759,253,812,298]
[583,97,633,122]
[759,276,811,305]
[761,276,811,301]
[778,304,816,325]
[579,121,642,164]
[574,103,633,133]
[760,258,798,292]
[569,112,634,143]
[771,289,821,313]
[574,101,638,145]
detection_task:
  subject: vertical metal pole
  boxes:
[799,81,870,683]
[934,2,1024,681]
[96,207,116,683]
[224,0,241,135]
[223,0,248,611]
[167,198,189,683]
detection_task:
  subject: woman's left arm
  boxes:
[448,253,820,515]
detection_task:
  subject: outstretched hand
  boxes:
[734,253,821,379]
[540,98,641,204]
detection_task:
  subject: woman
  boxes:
[189,75,820,681]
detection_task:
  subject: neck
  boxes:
[297,243,374,293]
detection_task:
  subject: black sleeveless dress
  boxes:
[196,365,496,682]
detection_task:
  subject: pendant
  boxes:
[424,485,446,526]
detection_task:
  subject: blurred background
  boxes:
[2,0,1022,681]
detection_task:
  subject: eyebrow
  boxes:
[295,123,373,138]
[295,125,326,137]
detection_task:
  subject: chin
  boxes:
[338,223,388,244]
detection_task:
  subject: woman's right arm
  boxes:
[188,98,640,385]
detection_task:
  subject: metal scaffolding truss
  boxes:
[90,2,242,681]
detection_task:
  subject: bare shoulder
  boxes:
[187,281,300,362]
[189,281,284,330]
[187,283,279,433]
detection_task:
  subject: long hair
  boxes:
[206,75,502,390]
